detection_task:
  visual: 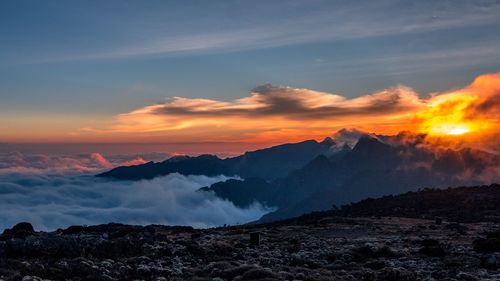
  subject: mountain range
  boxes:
[98,132,500,222]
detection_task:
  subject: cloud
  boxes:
[329,128,500,184]
[84,84,422,144]
[0,152,148,174]
[78,72,500,151]
[148,84,422,119]
[414,73,500,152]
[329,128,376,149]
[0,153,272,231]
[39,1,500,62]
[465,73,500,119]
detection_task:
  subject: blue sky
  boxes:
[1,0,500,143]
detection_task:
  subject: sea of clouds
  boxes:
[0,152,272,231]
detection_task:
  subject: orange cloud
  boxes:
[86,84,422,143]
[416,73,500,152]
[80,73,500,151]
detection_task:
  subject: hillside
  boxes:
[337,183,500,222]
[1,184,500,280]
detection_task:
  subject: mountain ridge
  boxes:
[97,133,500,223]
[97,139,332,180]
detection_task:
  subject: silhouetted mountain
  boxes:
[335,183,500,222]
[98,133,499,222]
[199,178,278,208]
[203,137,500,222]
[224,140,332,179]
[98,140,332,180]
[97,154,230,180]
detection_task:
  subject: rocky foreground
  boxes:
[1,215,500,281]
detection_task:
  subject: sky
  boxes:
[1,0,500,152]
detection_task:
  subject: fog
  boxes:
[0,152,272,231]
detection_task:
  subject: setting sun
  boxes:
[446,126,470,135]
[429,124,471,135]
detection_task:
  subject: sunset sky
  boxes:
[1,0,500,153]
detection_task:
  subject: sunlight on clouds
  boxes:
[92,84,423,143]
[73,73,500,151]
[418,73,500,138]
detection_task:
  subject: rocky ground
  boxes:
[1,215,500,281]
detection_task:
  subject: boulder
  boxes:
[1,222,35,240]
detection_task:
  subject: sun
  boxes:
[416,91,481,137]
[426,123,471,136]
[444,125,470,135]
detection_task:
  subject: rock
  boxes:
[418,239,440,247]
[456,271,478,281]
[184,241,205,256]
[240,267,276,280]
[351,245,397,261]
[473,238,500,253]
[0,216,499,280]
[419,245,446,257]
[222,264,258,279]
[484,253,500,269]
[446,223,468,234]
[444,255,481,267]
[250,232,260,246]
[417,239,446,257]
[1,222,35,240]
[364,260,386,270]
[377,267,416,281]
[21,276,43,281]
[286,237,301,253]
[61,225,86,235]
[486,230,500,239]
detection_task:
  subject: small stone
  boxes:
[473,238,500,253]
[484,253,500,269]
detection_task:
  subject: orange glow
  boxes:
[416,73,499,141]
[445,126,470,135]
[3,73,498,154]
[417,93,478,136]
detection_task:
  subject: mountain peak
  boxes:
[320,137,336,146]
[352,136,389,153]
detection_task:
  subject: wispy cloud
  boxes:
[147,84,422,119]
[43,1,500,61]
[280,40,500,77]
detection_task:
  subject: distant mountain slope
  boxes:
[224,139,333,180]
[199,178,278,208]
[97,140,332,180]
[332,183,500,223]
[97,154,230,180]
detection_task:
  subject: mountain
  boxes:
[199,178,278,208]
[98,133,499,223]
[98,139,332,180]
[97,154,230,180]
[224,139,333,179]
[335,183,500,222]
[202,136,500,222]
